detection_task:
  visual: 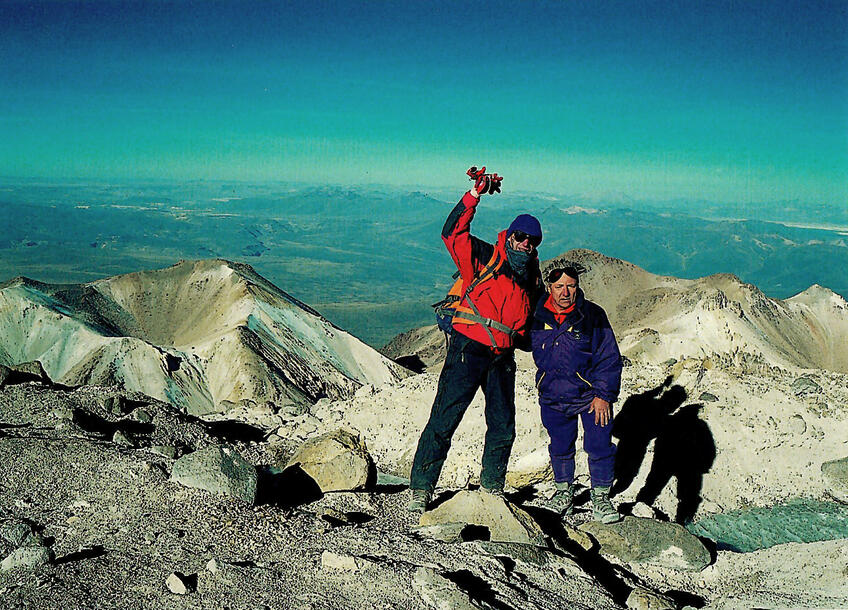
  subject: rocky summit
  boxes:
[1,252,848,609]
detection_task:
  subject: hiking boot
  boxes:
[549,482,574,516]
[591,486,621,524]
[481,485,506,500]
[407,489,432,514]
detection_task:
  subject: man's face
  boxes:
[508,231,537,254]
[550,274,578,309]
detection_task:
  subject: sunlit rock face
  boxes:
[0,260,408,415]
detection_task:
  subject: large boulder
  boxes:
[170,446,257,504]
[822,456,848,504]
[579,516,710,571]
[286,428,374,492]
[505,449,553,488]
[791,376,822,396]
[419,490,546,546]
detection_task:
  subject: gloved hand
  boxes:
[467,166,503,195]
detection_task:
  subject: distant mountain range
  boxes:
[1,181,845,346]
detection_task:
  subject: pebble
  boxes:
[320,551,358,572]
[166,572,189,595]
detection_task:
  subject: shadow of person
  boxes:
[635,403,716,523]
[610,378,686,498]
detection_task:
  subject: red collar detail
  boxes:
[544,294,575,324]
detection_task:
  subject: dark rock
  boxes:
[792,376,822,396]
[580,516,710,571]
[170,446,257,504]
[0,520,33,548]
[698,392,719,402]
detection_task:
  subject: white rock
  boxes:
[165,572,189,595]
[320,551,358,572]
[631,502,656,519]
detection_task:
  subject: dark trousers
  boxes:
[410,333,516,493]
[541,404,616,488]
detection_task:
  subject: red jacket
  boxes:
[442,191,542,349]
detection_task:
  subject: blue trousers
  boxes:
[541,404,616,487]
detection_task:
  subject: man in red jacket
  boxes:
[408,169,544,512]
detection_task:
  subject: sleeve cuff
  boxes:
[594,390,617,403]
[461,191,480,206]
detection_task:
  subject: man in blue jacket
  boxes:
[530,265,622,523]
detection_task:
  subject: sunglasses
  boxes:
[511,231,541,247]
[547,265,584,283]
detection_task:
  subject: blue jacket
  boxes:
[531,288,622,412]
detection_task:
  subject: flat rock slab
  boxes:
[411,523,466,543]
[286,428,373,492]
[320,551,359,572]
[580,516,710,571]
[687,498,848,552]
[419,490,546,546]
[170,446,257,504]
[822,456,848,504]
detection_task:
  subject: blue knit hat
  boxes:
[507,214,542,244]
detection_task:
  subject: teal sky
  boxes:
[2,1,846,204]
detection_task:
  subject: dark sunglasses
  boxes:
[511,231,541,247]
[547,265,583,284]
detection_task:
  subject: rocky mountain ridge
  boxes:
[385,249,848,374]
[0,259,407,416]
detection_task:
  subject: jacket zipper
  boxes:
[536,371,546,389]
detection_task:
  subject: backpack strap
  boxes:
[454,295,518,339]
[450,249,512,348]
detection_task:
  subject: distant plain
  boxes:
[2,179,846,347]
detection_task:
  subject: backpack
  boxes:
[432,249,518,347]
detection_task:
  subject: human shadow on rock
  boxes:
[635,403,716,524]
[523,504,707,608]
[610,378,685,498]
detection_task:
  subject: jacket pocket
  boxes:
[576,371,593,388]
[535,371,547,390]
